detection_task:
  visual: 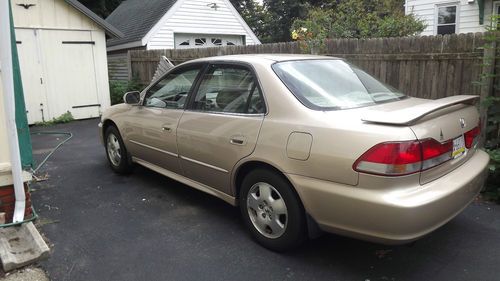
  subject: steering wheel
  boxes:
[174,92,188,101]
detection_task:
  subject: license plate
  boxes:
[452,135,466,159]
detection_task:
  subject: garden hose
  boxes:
[0,131,72,227]
[31,131,73,173]
[0,209,38,228]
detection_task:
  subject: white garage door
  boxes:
[174,33,244,49]
[16,29,101,124]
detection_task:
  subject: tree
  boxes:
[79,0,124,18]
[229,0,274,43]
[263,0,308,42]
[291,0,425,40]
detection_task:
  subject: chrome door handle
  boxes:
[230,136,246,145]
[162,126,172,132]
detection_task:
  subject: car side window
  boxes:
[144,67,202,109]
[191,65,265,114]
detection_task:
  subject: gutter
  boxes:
[0,0,25,223]
[106,40,144,52]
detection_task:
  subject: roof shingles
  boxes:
[105,0,177,47]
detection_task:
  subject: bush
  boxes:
[291,0,426,41]
[109,81,128,105]
[483,97,500,203]
[477,17,500,203]
[35,111,74,126]
[109,78,144,105]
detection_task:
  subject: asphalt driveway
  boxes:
[30,119,500,281]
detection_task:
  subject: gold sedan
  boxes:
[100,55,489,251]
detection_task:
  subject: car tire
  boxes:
[104,126,133,174]
[240,168,307,251]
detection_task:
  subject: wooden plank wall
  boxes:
[129,33,486,99]
[107,53,129,81]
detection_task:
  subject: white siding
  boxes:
[147,0,258,50]
[12,0,99,31]
[406,0,493,35]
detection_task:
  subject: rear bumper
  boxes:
[288,150,490,244]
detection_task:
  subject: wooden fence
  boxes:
[126,33,490,100]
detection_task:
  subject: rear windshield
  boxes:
[272,59,406,110]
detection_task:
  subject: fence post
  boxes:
[127,51,132,81]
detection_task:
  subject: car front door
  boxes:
[176,63,266,195]
[125,64,205,175]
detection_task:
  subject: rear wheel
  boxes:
[105,126,133,174]
[240,168,307,251]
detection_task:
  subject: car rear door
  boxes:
[176,63,266,195]
[125,64,205,175]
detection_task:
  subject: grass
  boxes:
[34,111,74,126]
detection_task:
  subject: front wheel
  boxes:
[240,169,307,251]
[105,126,133,174]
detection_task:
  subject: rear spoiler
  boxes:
[361,95,478,125]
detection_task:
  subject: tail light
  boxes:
[464,125,480,148]
[421,139,452,170]
[353,139,453,176]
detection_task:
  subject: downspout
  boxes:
[0,0,26,223]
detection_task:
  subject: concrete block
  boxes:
[0,222,50,272]
[3,267,49,281]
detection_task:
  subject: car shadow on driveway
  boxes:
[29,119,500,281]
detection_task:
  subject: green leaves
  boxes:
[109,78,144,105]
[290,0,426,40]
[487,149,500,163]
[34,111,74,126]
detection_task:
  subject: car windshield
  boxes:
[272,59,406,110]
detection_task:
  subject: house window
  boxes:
[195,38,207,46]
[436,4,458,35]
[179,40,190,46]
[227,41,235,46]
[211,38,222,46]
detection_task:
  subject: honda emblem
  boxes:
[459,118,466,129]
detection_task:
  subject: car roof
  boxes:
[187,54,340,64]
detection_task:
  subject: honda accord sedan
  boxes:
[99,55,489,251]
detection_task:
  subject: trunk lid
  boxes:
[361,95,478,125]
[361,96,480,184]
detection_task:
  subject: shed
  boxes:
[12,0,122,124]
[105,0,261,81]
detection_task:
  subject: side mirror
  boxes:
[123,91,140,105]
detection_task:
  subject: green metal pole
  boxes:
[9,0,33,169]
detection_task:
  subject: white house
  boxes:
[12,0,122,124]
[406,0,498,35]
[106,0,261,81]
